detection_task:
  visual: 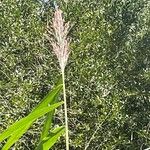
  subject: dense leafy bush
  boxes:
[0,0,150,149]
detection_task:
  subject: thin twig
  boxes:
[84,124,100,150]
[84,112,111,150]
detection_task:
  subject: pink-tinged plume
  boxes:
[46,8,70,71]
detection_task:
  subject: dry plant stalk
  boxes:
[46,8,70,150]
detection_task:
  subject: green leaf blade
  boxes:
[43,126,65,150]
[36,126,65,150]
[0,102,63,143]
[33,84,62,112]
[2,121,32,150]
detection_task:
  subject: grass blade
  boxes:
[43,126,65,150]
[36,126,65,150]
[2,121,32,150]
[0,102,63,142]
[33,84,62,112]
[40,79,62,140]
[40,111,54,140]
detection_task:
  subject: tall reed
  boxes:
[46,7,70,150]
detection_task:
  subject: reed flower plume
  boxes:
[46,8,70,71]
[46,7,70,150]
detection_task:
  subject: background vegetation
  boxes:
[0,0,150,149]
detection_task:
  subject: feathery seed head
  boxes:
[46,8,70,71]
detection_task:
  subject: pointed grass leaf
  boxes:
[33,84,62,112]
[0,102,63,143]
[40,112,54,140]
[43,126,65,150]
[36,126,65,150]
[2,121,32,150]
[40,82,62,140]
[40,85,62,140]
[0,84,62,142]
[48,126,65,138]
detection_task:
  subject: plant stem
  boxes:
[62,69,69,150]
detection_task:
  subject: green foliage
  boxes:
[0,84,63,149]
[40,76,62,141]
[36,126,65,150]
[0,0,150,149]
